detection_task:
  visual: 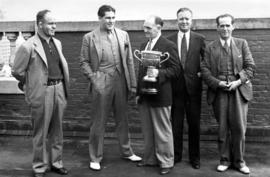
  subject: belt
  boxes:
[47,79,62,86]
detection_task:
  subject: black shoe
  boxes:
[137,162,158,167]
[51,166,68,175]
[191,161,200,169]
[33,172,45,177]
[160,167,172,175]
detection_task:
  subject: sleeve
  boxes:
[200,44,220,90]
[79,34,94,80]
[11,43,31,84]
[238,39,256,83]
[158,42,181,84]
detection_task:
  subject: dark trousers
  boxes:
[171,91,201,163]
[212,88,247,168]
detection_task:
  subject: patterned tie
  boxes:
[107,30,113,42]
[181,33,187,69]
[146,39,152,51]
[224,40,229,53]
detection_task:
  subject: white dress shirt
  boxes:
[178,30,190,60]
[145,33,161,51]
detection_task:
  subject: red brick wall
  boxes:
[0,19,269,141]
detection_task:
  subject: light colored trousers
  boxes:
[139,102,174,168]
[213,88,248,168]
[89,71,133,163]
[31,82,66,173]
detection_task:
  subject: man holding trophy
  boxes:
[135,15,182,175]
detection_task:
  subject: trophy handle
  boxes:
[160,52,170,64]
[134,49,142,62]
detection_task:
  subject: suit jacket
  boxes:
[201,37,255,104]
[79,27,137,93]
[137,36,181,107]
[12,34,70,107]
[167,31,205,97]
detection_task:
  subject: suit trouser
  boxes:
[89,71,133,163]
[171,92,201,162]
[31,82,66,173]
[212,88,247,168]
[139,102,174,168]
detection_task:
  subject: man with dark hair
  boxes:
[167,7,205,169]
[79,4,141,171]
[12,10,69,177]
[136,15,181,175]
[201,13,255,175]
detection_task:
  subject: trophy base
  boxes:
[141,88,158,94]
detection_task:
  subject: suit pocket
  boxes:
[92,71,107,92]
[238,81,253,102]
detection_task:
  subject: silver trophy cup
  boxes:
[134,50,170,94]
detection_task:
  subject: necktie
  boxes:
[181,33,187,69]
[224,41,229,53]
[146,39,152,51]
[107,30,113,42]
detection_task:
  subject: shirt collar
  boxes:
[178,30,190,39]
[220,38,231,47]
[147,32,161,50]
[38,33,52,44]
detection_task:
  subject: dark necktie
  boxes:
[146,39,152,51]
[181,33,187,69]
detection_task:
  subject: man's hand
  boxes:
[218,81,228,89]
[227,79,241,91]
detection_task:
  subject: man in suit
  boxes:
[201,14,255,175]
[12,10,69,177]
[167,7,205,169]
[136,15,181,175]
[79,5,141,171]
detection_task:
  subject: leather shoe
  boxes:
[51,166,68,175]
[33,173,44,177]
[137,162,158,167]
[160,167,172,175]
[191,161,200,169]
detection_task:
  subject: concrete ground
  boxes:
[0,136,269,177]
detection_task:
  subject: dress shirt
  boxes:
[178,30,190,60]
[145,33,161,51]
[220,38,231,47]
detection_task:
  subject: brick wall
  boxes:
[0,18,270,141]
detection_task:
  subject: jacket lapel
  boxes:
[114,28,125,59]
[92,29,102,61]
[187,32,195,59]
[231,37,241,71]
[33,35,48,67]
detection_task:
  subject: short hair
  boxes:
[153,16,164,27]
[36,9,51,25]
[176,7,193,16]
[216,14,235,26]
[98,5,115,17]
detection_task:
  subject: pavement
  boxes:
[0,136,269,177]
